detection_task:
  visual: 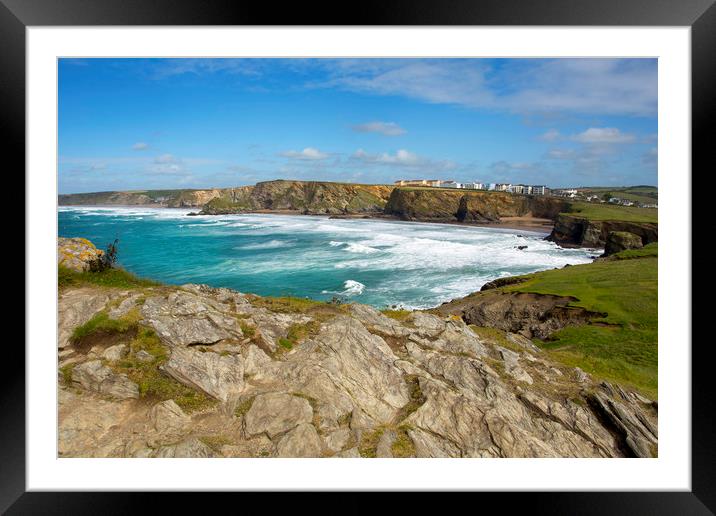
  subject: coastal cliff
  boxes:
[199,180,393,215]
[59,181,393,215]
[384,188,569,223]
[547,214,658,247]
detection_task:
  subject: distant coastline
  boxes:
[60,204,554,234]
[59,179,658,247]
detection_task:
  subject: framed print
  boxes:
[5,0,714,512]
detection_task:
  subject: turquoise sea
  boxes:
[58,206,596,309]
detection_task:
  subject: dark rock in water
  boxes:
[603,231,643,256]
[187,212,199,216]
[516,245,528,250]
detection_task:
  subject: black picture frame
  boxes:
[4,0,713,513]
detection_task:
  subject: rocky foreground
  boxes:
[59,279,658,458]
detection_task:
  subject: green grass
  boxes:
[59,363,75,386]
[564,202,658,223]
[469,325,524,353]
[277,338,294,350]
[59,265,159,290]
[501,253,658,398]
[275,320,323,352]
[391,426,416,458]
[380,309,412,321]
[238,321,256,338]
[71,309,141,343]
[580,186,658,202]
[234,396,255,418]
[248,295,327,313]
[358,427,385,458]
[611,242,658,260]
[111,326,217,413]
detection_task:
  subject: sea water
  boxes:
[58,206,596,309]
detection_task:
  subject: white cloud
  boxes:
[352,148,419,165]
[132,142,149,150]
[545,149,575,160]
[150,154,186,174]
[539,129,561,142]
[352,121,406,136]
[279,147,329,160]
[312,58,657,117]
[351,148,456,171]
[151,58,262,79]
[572,128,636,144]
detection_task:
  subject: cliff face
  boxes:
[548,214,658,247]
[58,191,158,206]
[165,189,224,208]
[59,181,393,214]
[199,180,393,215]
[384,188,569,223]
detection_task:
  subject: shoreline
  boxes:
[59,204,555,235]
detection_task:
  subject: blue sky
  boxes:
[58,58,657,193]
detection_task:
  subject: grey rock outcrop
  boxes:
[154,437,217,458]
[142,291,244,347]
[162,347,245,402]
[244,393,313,438]
[71,360,139,400]
[276,423,323,457]
[149,400,191,435]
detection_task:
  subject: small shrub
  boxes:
[88,239,119,273]
[239,321,256,338]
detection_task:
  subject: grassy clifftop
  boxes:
[564,202,658,223]
[500,244,657,397]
